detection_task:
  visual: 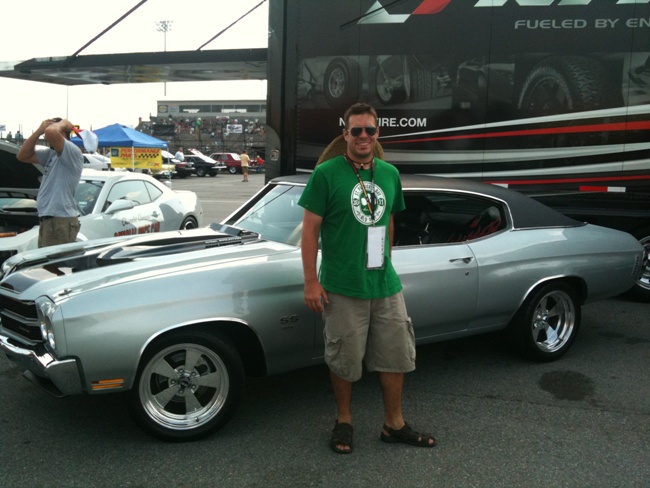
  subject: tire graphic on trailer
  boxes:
[374,56,409,105]
[518,56,614,149]
[324,57,361,109]
[518,56,611,115]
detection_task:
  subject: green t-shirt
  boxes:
[298,155,406,299]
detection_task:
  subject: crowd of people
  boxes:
[137,115,266,156]
[2,131,24,144]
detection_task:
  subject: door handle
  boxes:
[450,257,473,264]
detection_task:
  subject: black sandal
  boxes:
[380,422,436,447]
[330,421,354,454]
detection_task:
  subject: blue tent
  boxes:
[71,123,167,149]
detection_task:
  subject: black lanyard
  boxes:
[345,155,376,224]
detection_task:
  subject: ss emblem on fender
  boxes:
[280,314,299,328]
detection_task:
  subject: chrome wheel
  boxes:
[141,343,228,430]
[625,231,650,302]
[509,282,580,362]
[638,235,650,294]
[129,332,244,441]
[530,290,575,354]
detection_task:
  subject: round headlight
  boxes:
[36,299,58,351]
[39,315,56,350]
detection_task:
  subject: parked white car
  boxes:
[83,153,111,171]
[0,169,203,263]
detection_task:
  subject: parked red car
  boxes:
[209,152,242,174]
[209,153,265,174]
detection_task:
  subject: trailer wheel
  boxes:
[518,56,609,115]
[624,227,650,302]
[324,57,361,109]
[374,56,409,105]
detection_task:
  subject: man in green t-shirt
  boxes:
[299,103,436,454]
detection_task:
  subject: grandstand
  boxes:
[138,99,266,157]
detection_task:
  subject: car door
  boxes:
[391,191,506,340]
[393,241,478,340]
[95,179,165,238]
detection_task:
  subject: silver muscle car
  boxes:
[0,175,646,441]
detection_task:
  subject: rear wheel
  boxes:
[180,216,198,230]
[508,282,580,362]
[228,166,238,175]
[624,226,650,302]
[128,331,244,442]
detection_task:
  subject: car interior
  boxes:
[394,193,506,246]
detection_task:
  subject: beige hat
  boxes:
[315,134,385,166]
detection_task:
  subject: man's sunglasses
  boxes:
[348,126,378,137]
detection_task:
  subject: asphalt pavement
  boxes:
[1,172,649,488]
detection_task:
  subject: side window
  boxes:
[144,182,163,202]
[394,192,505,246]
[104,180,151,210]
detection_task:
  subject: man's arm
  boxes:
[16,118,56,164]
[301,209,328,312]
[44,118,74,155]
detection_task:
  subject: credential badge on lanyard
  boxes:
[346,156,385,270]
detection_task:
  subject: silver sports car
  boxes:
[0,175,646,441]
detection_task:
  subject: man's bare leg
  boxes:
[379,372,405,430]
[331,371,353,452]
[379,372,435,446]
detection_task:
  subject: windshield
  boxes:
[225,184,305,245]
[76,180,105,216]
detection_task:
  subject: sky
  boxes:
[0,0,269,136]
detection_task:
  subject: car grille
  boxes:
[0,295,41,342]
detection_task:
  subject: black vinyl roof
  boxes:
[273,173,582,230]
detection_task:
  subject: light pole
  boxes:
[155,20,173,95]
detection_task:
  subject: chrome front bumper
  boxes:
[0,333,83,396]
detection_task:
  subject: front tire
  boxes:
[508,282,580,362]
[196,167,207,177]
[128,331,244,442]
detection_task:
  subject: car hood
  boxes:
[0,140,43,189]
[0,224,295,299]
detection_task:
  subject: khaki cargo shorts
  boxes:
[38,216,81,248]
[322,291,416,382]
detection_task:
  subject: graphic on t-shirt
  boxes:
[351,182,386,225]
